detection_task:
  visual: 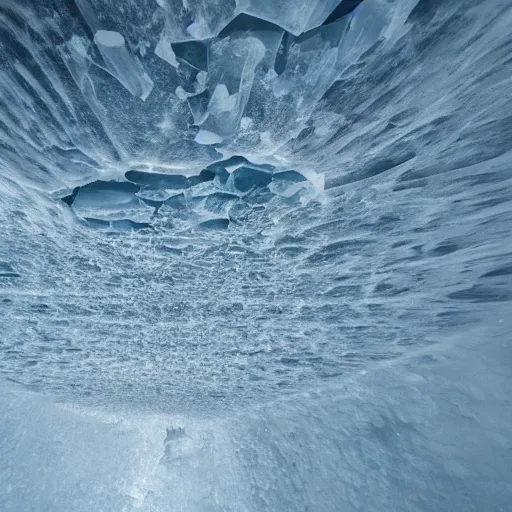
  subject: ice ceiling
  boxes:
[1,0,512,415]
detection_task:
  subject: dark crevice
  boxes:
[323,0,365,26]
[274,31,293,75]
[61,187,80,206]
[171,41,208,71]
[219,13,283,38]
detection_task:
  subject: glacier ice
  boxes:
[58,158,319,233]
[1,0,512,510]
[194,129,223,145]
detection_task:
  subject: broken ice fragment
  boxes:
[208,84,238,116]
[155,35,179,68]
[198,218,230,230]
[195,130,223,145]
[71,181,153,223]
[269,170,308,197]
[94,30,125,47]
[228,166,272,193]
[238,0,341,36]
[94,30,154,100]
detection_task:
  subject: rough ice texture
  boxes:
[58,158,318,231]
[1,0,512,510]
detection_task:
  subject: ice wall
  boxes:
[0,0,421,188]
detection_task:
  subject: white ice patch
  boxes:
[69,35,89,57]
[240,117,253,130]
[186,19,208,39]
[194,130,223,145]
[155,35,179,68]
[92,30,154,101]
[208,84,238,115]
[196,71,208,86]
[94,30,125,48]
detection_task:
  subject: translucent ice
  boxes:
[154,35,179,68]
[94,30,125,48]
[93,30,154,100]
[157,0,238,42]
[238,0,341,35]
[195,130,223,145]
[269,170,308,197]
[57,157,316,232]
[70,181,154,223]
[200,35,266,138]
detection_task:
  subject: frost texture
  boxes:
[1,0,512,510]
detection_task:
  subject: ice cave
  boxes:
[0,0,511,510]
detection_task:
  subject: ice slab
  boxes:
[94,30,154,101]
[94,30,125,47]
[228,165,272,193]
[200,35,266,139]
[70,181,154,223]
[195,130,223,145]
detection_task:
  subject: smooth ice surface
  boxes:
[94,30,125,47]
[1,0,512,510]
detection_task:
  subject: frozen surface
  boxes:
[0,0,512,510]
